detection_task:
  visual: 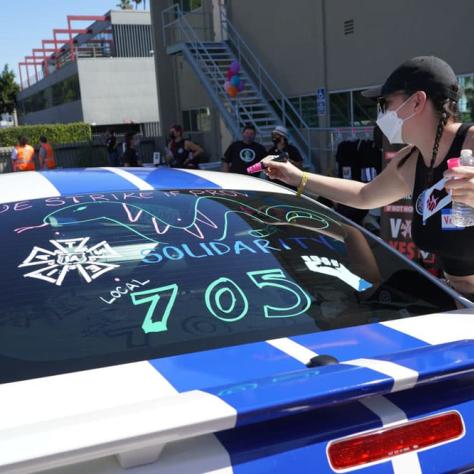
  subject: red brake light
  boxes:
[328,411,464,471]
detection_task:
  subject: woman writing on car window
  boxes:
[261,56,474,299]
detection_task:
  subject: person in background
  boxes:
[105,129,120,167]
[260,56,474,300]
[121,132,142,167]
[266,125,303,188]
[11,136,35,172]
[38,136,57,170]
[165,124,203,169]
[222,124,267,175]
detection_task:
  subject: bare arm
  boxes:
[222,161,230,172]
[185,140,203,158]
[263,146,417,209]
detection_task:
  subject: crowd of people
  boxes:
[10,122,302,176]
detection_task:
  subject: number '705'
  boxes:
[130,268,312,334]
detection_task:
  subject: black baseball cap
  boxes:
[362,56,459,101]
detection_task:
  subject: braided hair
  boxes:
[397,89,459,183]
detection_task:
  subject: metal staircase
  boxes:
[161,4,312,166]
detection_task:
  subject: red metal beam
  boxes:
[20,14,110,87]
[25,56,51,62]
[33,48,56,53]
[19,62,36,85]
[67,15,107,22]
[54,28,89,35]
[66,16,107,62]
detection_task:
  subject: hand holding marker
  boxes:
[247,153,288,174]
[248,152,309,197]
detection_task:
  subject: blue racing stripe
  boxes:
[290,322,428,361]
[378,339,474,381]
[216,400,394,474]
[150,324,426,394]
[149,341,304,392]
[125,167,222,189]
[40,169,141,194]
[206,363,396,427]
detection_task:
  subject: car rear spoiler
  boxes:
[2,339,474,473]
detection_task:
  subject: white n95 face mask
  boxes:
[376,95,416,144]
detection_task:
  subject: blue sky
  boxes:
[0,1,147,80]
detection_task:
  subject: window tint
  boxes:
[0,190,457,383]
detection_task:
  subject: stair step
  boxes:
[190,51,230,56]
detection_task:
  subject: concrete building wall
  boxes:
[150,0,214,126]
[227,0,326,97]
[110,9,152,25]
[175,56,212,108]
[324,0,474,91]
[226,0,474,95]
[77,57,159,126]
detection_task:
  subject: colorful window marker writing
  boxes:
[205,277,249,322]
[130,284,179,334]
[129,268,312,334]
[247,268,312,318]
[302,255,372,291]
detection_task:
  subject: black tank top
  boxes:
[169,139,188,168]
[412,123,474,276]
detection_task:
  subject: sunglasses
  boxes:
[376,91,411,114]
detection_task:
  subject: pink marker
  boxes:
[447,157,460,169]
[246,154,287,174]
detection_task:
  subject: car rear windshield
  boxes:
[0,189,457,383]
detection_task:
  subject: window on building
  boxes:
[286,97,302,129]
[270,94,320,129]
[174,0,202,13]
[353,90,377,126]
[300,95,319,127]
[329,89,377,127]
[182,107,211,132]
[330,92,351,127]
[458,75,474,123]
[51,75,81,107]
[18,90,48,115]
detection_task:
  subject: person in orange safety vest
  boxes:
[11,136,36,172]
[38,136,57,170]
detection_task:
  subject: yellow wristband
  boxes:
[296,172,309,197]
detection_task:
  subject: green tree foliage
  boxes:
[0,122,92,147]
[0,65,20,115]
[117,0,133,9]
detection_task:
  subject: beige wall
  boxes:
[175,56,212,108]
[226,0,474,94]
[227,0,326,96]
[78,58,159,126]
[324,0,474,91]
[151,0,474,103]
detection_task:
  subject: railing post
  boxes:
[161,9,167,49]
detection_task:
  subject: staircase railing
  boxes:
[162,4,278,140]
[162,4,240,138]
[161,4,312,165]
[219,8,312,162]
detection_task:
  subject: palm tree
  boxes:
[116,0,133,9]
[133,0,146,9]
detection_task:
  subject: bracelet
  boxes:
[296,172,309,197]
